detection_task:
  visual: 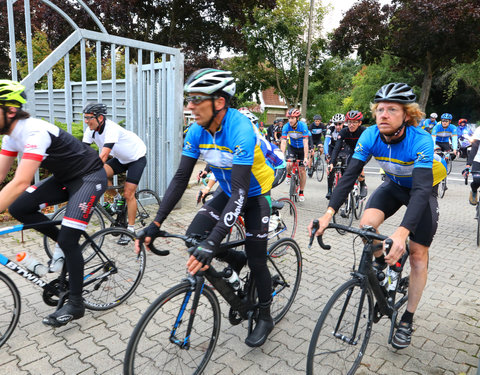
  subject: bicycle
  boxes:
[435,149,453,175]
[331,161,354,233]
[124,230,302,374]
[306,221,410,374]
[0,220,146,348]
[44,185,161,257]
[465,171,480,246]
[309,146,325,182]
[288,159,301,202]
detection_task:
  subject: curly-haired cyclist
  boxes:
[280,108,309,202]
[310,82,447,350]
[136,68,278,347]
[0,80,107,327]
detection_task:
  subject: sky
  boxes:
[322,0,392,35]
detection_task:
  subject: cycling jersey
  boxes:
[431,123,458,151]
[183,108,275,197]
[330,126,366,165]
[457,125,474,148]
[353,125,447,187]
[309,122,326,145]
[1,117,103,182]
[83,119,147,164]
[421,119,438,133]
[281,121,309,148]
[323,125,343,154]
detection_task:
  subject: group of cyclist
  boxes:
[0,71,470,357]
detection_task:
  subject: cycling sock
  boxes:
[401,310,414,324]
[299,190,304,195]
[127,225,135,232]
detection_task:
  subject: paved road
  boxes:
[1,157,480,374]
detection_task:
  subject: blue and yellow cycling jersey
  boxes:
[353,125,447,187]
[183,108,274,197]
[431,123,458,148]
[281,121,309,148]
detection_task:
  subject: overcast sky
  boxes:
[322,0,391,35]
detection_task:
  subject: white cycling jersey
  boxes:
[83,119,146,164]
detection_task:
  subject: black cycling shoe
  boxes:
[43,300,85,327]
[245,317,274,347]
[325,189,332,200]
[392,321,413,349]
[360,184,368,198]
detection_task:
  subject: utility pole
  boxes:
[301,0,315,119]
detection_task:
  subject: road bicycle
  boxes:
[44,185,161,257]
[330,160,353,233]
[435,149,453,175]
[288,159,301,202]
[0,221,146,348]
[308,146,325,182]
[465,172,480,246]
[306,221,409,374]
[124,230,302,374]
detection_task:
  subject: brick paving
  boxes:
[1,159,479,374]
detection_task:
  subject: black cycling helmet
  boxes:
[313,114,322,121]
[374,83,416,104]
[83,103,107,116]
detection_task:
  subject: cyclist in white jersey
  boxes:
[83,103,147,243]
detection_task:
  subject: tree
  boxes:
[329,0,480,110]
[224,0,327,108]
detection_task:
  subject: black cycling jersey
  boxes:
[330,126,366,165]
[309,122,326,145]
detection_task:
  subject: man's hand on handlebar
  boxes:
[135,221,161,254]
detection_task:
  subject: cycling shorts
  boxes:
[365,179,438,247]
[436,142,452,153]
[286,146,305,166]
[107,156,147,184]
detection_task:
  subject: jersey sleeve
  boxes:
[82,130,93,144]
[281,124,289,138]
[412,134,434,169]
[231,125,256,166]
[182,124,201,159]
[21,129,51,162]
[352,127,374,162]
[472,127,480,141]
[302,123,309,137]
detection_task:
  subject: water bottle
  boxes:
[16,252,48,276]
[386,267,399,292]
[223,267,242,291]
[102,202,115,215]
[268,214,280,232]
[115,195,126,212]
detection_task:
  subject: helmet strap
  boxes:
[201,97,225,131]
[380,120,407,144]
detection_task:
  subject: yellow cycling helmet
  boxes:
[0,80,27,107]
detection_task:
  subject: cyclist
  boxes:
[324,113,346,199]
[431,113,458,160]
[82,103,147,244]
[309,82,447,350]
[0,80,107,326]
[457,118,474,159]
[274,119,284,145]
[309,114,325,154]
[421,112,438,133]
[266,119,278,144]
[280,108,309,202]
[136,68,277,347]
[463,124,480,205]
[328,110,368,198]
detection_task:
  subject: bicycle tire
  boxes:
[438,178,446,199]
[266,237,302,323]
[306,278,373,375]
[333,192,354,234]
[124,280,221,375]
[315,157,325,182]
[446,157,452,175]
[353,186,364,220]
[0,271,21,349]
[269,197,297,241]
[135,189,162,229]
[289,172,297,202]
[80,227,146,311]
[43,206,106,260]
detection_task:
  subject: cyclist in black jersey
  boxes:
[324,114,346,199]
[0,80,107,327]
[309,114,326,148]
[136,69,277,347]
[328,110,368,197]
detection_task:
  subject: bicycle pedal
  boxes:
[228,307,243,325]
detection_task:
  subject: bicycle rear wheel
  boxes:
[267,238,302,323]
[315,157,325,182]
[333,192,354,234]
[0,272,21,349]
[135,189,161,229]
[124,281,221,375]
[80,228,145,310]
[307,278,373,375]
[44,206,106,259]
[446,157,452,175]
[269,197,297,240]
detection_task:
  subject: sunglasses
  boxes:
[185,95,216,105]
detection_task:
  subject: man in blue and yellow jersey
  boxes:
[310,82,446,351]
[137,68,276,348]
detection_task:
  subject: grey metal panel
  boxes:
[111,44,117,122]
[7,0,17,81]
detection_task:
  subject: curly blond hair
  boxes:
[370,102,425,127]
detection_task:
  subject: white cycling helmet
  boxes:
[238,107,259,125]
[331,113,345,123]
[430,112,438,119]
[184,68,236,98]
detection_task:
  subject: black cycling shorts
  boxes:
[107,156,147,184]
[365,179,438,247]
[286,146,305,166]
[436,142,452,153]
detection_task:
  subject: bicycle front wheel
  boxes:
[315,157,325,182]
[135,189,161,229]
[44,205,106,259]
[0,272,21,349]
[267,238,302,323]
[269,197,297,240]
[80,228,146,310]
[438,178,447,199]
[333,192,354,234]
[124,281,221,375]
[446,157,452,175]
[307,278,373,375]
[289,173,298,202]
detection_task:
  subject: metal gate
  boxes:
[6,0,184,196]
